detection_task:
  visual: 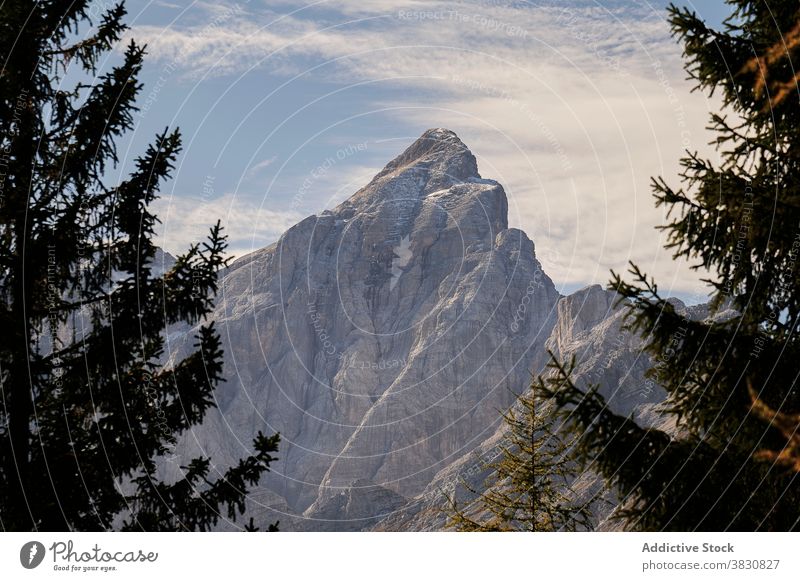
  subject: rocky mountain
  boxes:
[370,285,725,531]
[165,129,667,531]
[371,284,664,531]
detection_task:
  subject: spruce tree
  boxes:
[447,384,593,531]
[0,1,279,531]
[540,2,800,531]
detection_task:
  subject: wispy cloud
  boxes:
[246,155,278,178]
[130,0,721,296]
[152,193,303,259]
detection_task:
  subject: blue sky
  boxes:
[104,0,731,300]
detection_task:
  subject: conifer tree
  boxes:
[447,384,592,531]
[540,2,800,531]
[0,1,279,531]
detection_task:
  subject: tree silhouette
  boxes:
[0,1,279,531]
[540,2,800,531]
[447,383,593,531]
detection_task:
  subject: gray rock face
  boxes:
[371,284,663,531]
[371,285,730,531]
[170,129,566,529]
[545,284,664,419]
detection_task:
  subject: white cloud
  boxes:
[130,0,724,297]
[152,193,303,259]
[246,155,278,178]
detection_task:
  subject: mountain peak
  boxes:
[347,129,480,205]
[393,128,469,161]
[384,128,477,181]
[182,129,573,531]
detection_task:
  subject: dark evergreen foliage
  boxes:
[0,1,279,531]
[447,384,593,531]
[540,1,800,531]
